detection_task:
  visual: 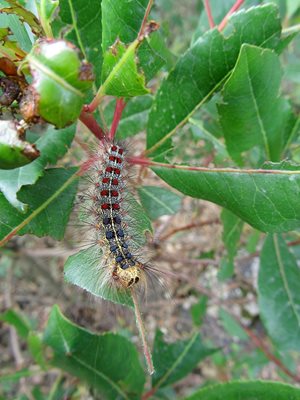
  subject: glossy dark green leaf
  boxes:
[104,95,153,139]
[59,0,102,83]
[258,234,300,351]
[153,161,300,233]
[0,124,75,211]
[147,4,282,155]
[191,296,208,327]
[137,185,181,220]
[152,330,216,388]
[26,40,93,128]
[219,209,243,280]
[64,246,133,307]
[0,168,78,244]
[218,44,292,163]
[0,120,40,169]
[185,381,300,400]
[43,305,145,400]
[101,0,167,81]
[101,40,149,97]
[0,309,31,338]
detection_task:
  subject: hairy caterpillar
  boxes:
[79,140,153,296]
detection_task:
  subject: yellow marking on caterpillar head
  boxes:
[114,264,142,288]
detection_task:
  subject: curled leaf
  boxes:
[24,39,93,128]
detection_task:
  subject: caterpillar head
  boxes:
[114,265,142,288]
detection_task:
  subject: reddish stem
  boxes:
[218,0,245,31]
[138,0,154,40]
[79,111,106,141]
[109,98,126,141]
[204,0,215,28]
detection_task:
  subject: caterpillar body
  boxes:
[83,141,148,292]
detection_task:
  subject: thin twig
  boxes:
[108,98,126,140]
[138,0,154,40]
[242,325,300,383]
[131,288,154,375]
[160,218,220,241]
[204,0,215,28]
[218,0,245,31]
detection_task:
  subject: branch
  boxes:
[160,218,220,241]
[204,0,215,28]
[79,111,106,141]
[218,0,245,31]
[128,156,300,176]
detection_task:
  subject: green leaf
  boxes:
[0,309,31,338]
[219,308,248,341]
[0,0,43,37]
[191,296,208,327]
[101,39,149,97]
[147,4,282,155]
[104,95,153,139]
[152,161,300,233]
[27,332,47,369]
[64,246,134,308]
[137,185,182,220]
[0,120,40,169]
[258,234,300,351]
[218,44,291,163]
[101,0,166,81]
[0,124,75,211]
[0,168,79,244]
[219,209,243,280]
[0,368,36,383]
[43,305,145,400]
[152,330,216,389]
[58,0,102,84]
[26,39,93,128]
[185,381,300,400]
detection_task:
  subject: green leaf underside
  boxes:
[43,305,145,400]
[258,234,300,351]
[218,44,291,163]
[147,4,282,155]
[0,168,78,242]
[137,185,182,220]
[153,161,300,233]
[152,330,216,389]
[27,40,92,128]
[0,309,31,339]
[0,125,75,211]
[104,95,153,139]
[58,0,103,84]
[0,9,32,53]
[101,40,149,97]
[185,381,300,400]
[101,0,166,82]
[219,209,243,280]
[64,246,134,307]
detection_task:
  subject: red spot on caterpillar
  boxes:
[106,166,113,173]
[112,178,119,185]
[102,177,109,184]
[101,203,110,210]
[114,168,121,175]
[112,203,120,210]
[109,155,115,161]
[111,190,119,197]
[118,148,124,155]
[101,190,109,196]
[116,157,122,164]
[111,145,118,152]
